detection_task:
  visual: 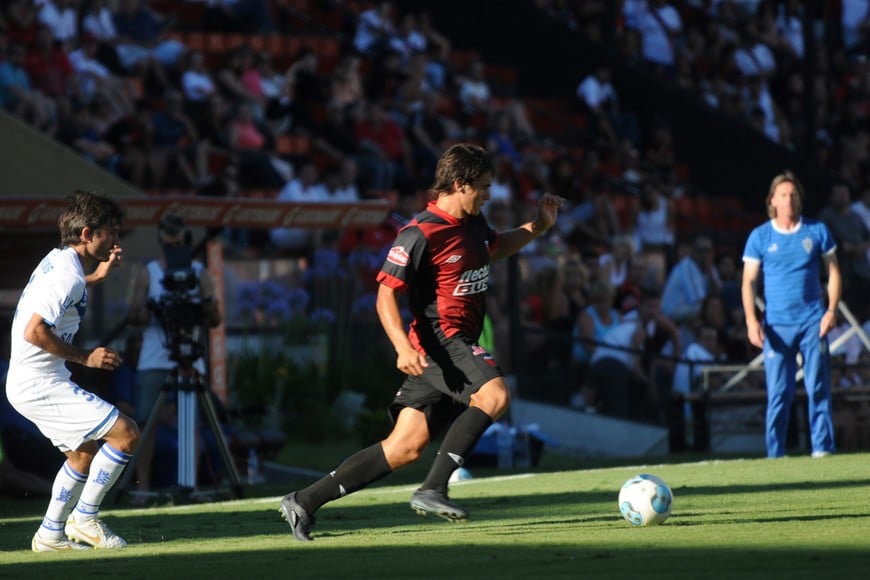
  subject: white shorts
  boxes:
[5,367,119,453]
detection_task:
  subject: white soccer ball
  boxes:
[449,467,473,483]
[618,473,673,526]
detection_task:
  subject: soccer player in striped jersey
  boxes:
[280,143,564,541]
[7,191,140,551]
[742,171,841,458]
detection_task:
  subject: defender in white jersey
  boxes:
[742,171,841,458]
[6,191,140,551]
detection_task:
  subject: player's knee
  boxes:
[111,416,141,452]
[383,439,427,468]
[470,384,511,419]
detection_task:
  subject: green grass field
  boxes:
[1,452,869,579]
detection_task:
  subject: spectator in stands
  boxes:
[457,58,491,124]
[353,1,396,56]
[573,278,621,369]
[587,288,680,422]
[389,12,427,64]
[329,54,365,113]
[390,56,429,127]
[3,0,39,45]
[671,323,724,409]
[269,159,327,254]
[180,50,216,130]
[55,102,117,170]
[576,63,638,146]
[628,178,674,288]
[195,93,231,150]
[742,76,790,147]
[24,24,76,103]
[818,181,870,319]
[68,34,133,111]
[661,234,721,324]
[327,157,361,202]
[514,149,551,207]
[100,99,147,186]
[630,0,683,75]
[521,262,574,372]
[0,39,56,133]
[420,37,449,93]
[36,0,78,45]
[840,0,870,54]
[80,0,121,71]
[312,100,358,165]
[257,51,311,135]
[733,20,776,82]
[199,157,241,198]
[226,101,285,188]
[354,99,410,192]
[150,89,207,187]
[643,121,678,183]
[112,0,186,71]
[541,259,591,376]
[598,234,635,289]
[774,0,804,60]
[408,90,452,180]
[284,46,326,127]
[216,46,264,121]
[485,110,523,168]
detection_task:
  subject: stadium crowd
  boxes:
[1,0,870,476]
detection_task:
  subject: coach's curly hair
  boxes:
[58,190,125,246]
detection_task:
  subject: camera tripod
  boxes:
[117,363,243,502]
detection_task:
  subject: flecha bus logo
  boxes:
[387,246,410,266]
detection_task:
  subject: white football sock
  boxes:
[73,443,132,522]
[38,462,87,540]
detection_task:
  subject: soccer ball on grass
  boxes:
[618,473,673,526]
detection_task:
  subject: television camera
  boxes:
[147,244,212,367]
[120,234,242,497]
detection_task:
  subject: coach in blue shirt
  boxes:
[741,170,841,458]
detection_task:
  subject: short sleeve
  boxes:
[376,225,428,291]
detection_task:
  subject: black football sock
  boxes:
[420,406,493,492]
[296,443,392,513]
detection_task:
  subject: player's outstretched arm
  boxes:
[490,193,565,261]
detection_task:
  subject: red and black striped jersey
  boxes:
[376,201,499,355]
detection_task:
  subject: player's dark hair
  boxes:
[766,170,804,218]
[58,190,125,246]
[430,143,493,198]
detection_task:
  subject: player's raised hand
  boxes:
[87,245,123,286]
[533,193,566,233]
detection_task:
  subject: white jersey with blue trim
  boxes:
[742,218,836,326]
[9,247,87,375]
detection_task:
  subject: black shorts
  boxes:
[388,336,503,438]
